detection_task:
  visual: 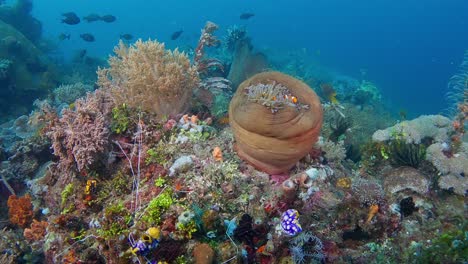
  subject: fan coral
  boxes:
[97,39,199,119]
[7,194,33,228]
[47,89,112,172]
[229,71,323,174]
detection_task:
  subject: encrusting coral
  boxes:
[97,39,199,119]
[229,71,323,174]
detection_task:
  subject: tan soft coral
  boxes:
[97,39,199,119]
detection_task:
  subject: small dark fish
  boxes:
[100,14,116,23]
[120,34,133,40]
[62,12,80,25]
[83,13,101,23]
[80,33,95,42]
[58,33,70,40]
[171,30,183,40]
[240,13,255,20]
[77,49,87,59]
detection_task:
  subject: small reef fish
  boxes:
[75,49,87,60]
[58,33,70,40]
[80,33,95,42]
[240,13,255,20]
[120,33,134,40]
[171,30,183,40]
[83,13,101,23]
[61,12,80,25]
[100,14,116,23]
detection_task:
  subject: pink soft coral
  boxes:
[47,89,112,172]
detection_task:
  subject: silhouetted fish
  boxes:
[240,13,255,20]
[77,49,87,59]
[62,12,80,25]
[100,15,116,23]
[80,33,95,42]
[171,30,183,40]
[83,13,101,23]
[58,33,70,40]
[120,34,133,40]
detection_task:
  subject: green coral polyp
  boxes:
[146,145,169,166]
[61,183,74,207]
[142,189,174,224]
[111,104,131,134]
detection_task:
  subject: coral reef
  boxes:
[97,39,199,119]
[0,18,465,264]
[229,71,323,174]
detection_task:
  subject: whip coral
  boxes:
[97,39,199,119]
[7,194,33,228]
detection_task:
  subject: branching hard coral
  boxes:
[97,39,199,119]
[47,89,112,172]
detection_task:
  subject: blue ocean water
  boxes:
[31,0,468,117]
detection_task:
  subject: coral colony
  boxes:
[0,5,467,264]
